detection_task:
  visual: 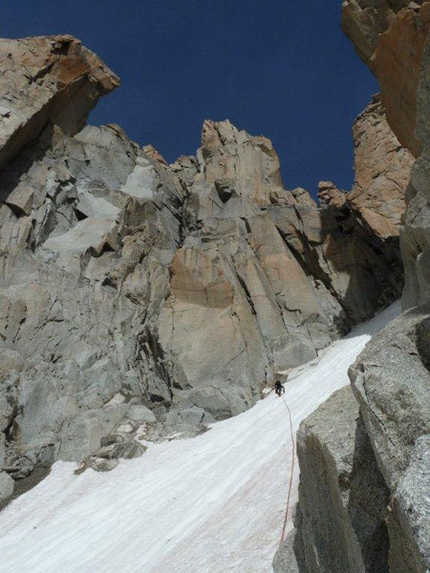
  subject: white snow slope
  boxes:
[0,302,400,573]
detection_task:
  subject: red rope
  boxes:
[279,394,296,547]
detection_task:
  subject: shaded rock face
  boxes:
[293,95,411,323]
[402,32,430,307]
[270,183,402,325]
[274,386,390,573]
[317,92,414,247]
[341,6,430,563]
[0,36,410,502]
[350,306,430,572]
[278,309,430,573]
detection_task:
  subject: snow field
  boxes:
[0,302,401,573]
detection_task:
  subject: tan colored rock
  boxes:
[174,122,349,368]
[198,119,284,206]
[347,95,414,239]
[373,5,428,156]
[0,35,119,171]
[342,2,430,307]
[142,144,168,166]
[341,0,397,66]
[157,236,270,420]
[168,247,234,309]
[315,98,412,245]
[342,1,429,156]
[341,1,416,67]
[246,212,330,330]
[317,181,346,208]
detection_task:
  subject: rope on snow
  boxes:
[279,393,296,547]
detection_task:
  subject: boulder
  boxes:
[95,440,147,461]
[273,530,300,573]
[128,405,156,424]
[58,405,128,462]
[5,449,36,480]
[0,471,14,504]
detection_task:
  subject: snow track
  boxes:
[0,302,400,573]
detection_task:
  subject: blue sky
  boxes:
[1,1,378,196]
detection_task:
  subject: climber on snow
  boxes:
[274,380,285,397]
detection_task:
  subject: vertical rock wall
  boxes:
[342,0,430,308]
[350,307,430,572]
[274,386,390,573]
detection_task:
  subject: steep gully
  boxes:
[0,304,399,573]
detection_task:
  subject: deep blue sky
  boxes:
[1,1,378,196]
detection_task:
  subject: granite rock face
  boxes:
[344,6,430,562]
[274,386,390,573]
[347,94,414,240]
[0,36,410,502]
[341,0,401,68]
[350,306,430,572]
[342,0,427,157]
[372,2,429,158]
[0,35,119,171]
[269,181,402,325]
[402,30,430,307]
[343,1,430,308]
[286,96,411,324]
